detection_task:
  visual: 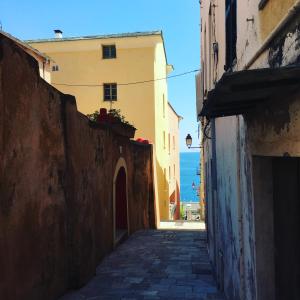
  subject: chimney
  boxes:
[54,29,63,39]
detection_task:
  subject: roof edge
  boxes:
[0,30,52,61]
[25,30,162,44]
[168,102,183,120]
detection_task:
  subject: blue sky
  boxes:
[0,0,200,152]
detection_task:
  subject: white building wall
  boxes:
[200,0,300,299]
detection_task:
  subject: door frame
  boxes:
[113,157,129,247]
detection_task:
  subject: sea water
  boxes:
[180,152,200,202]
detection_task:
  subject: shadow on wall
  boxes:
[0,34,155,300]
[155,159,170,221]
[168,181,181,220]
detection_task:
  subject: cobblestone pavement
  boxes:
[60,230,225,300]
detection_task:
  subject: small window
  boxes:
[102,45,116,59]
[163,131,166,149]
[52,65,59,71]
[173,164,175,179]
[173,136,175,150]
[103,83,117,101]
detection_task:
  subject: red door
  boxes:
[115,167,128,230]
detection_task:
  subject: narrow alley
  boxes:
[60,227,224,300]
[3,0,300,299]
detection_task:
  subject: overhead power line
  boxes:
[52,69,200,87]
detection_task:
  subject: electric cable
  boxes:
[52,69,200,87]
[203,118,212,140]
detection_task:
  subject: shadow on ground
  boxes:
[59,229,224,300]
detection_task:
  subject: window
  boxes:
[102,45,116,59]
[169,166,171,182]
[52,65,59,71]
[173,136,175,150]
[168,133,170,154]
[225,0,237,70]
[103,83,117,101]
[173,164,175,179]
[163,131,166,149]
[164,168,167,188]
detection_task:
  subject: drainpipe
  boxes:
[244,0,300,70]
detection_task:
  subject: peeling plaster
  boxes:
[269,21,300,67]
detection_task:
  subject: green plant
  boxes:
[86,108,135,128]
[108,109,134,126]
[108,109,122,120]
[86,111,100,122]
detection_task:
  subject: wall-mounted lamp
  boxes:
[213,42,219,55]
[185,134,202,149]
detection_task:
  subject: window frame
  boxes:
[103,83,117,101]
[225,0,237,70]
[102,45,116,59]
[52,65,59,72]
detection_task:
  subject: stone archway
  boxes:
[113,158,129,246]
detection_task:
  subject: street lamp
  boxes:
[186,134,192,148]
[185,134,202,149]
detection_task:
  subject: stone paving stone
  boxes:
[59,229,225,300]
[60,293,85,300]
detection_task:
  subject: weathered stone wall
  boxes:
[0,34,155,300]
[201,1,300,300]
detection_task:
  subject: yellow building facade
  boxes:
[167,103,182,219]
[27,30,180,221]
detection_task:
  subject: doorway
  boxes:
[272,158,300,300]
[253,156,300,300]
[114,165,128,246]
